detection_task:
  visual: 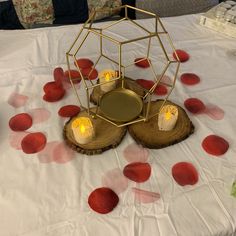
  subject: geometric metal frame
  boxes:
[66,5,180,127]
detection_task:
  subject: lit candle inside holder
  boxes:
[99,69,117,93]
[158,105,178,131]
[71,117,95,144]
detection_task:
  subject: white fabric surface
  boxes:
[0,14,236,236]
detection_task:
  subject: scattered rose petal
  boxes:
[43,87,65,102]
[202,135,229,156]
[8,93,29,108]
[132,187,160,203]
[52,142,75,163]
[81,68,98,80]
[88,187,119,214]
[64,70,81,84]
[9,113,33,131]
[9,131,30,150]
[204,105,225,120]
[173,49,190,62]
[134,58,150,68]
[58,105,80,118]
[180,73,200,85]
[123,162,151,183]
[172,162,198,186]
[43,81,63,93]
[102,168,128,194]
[184,98,206,114]
[21,132,47,154]
[37,141,60,163]
[28,108,51,124]
[74,58,94,69]
[123,143,149,163]
[53,67,64,85]
[154,84,168,96]
[136,79,154,90]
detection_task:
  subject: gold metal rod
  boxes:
[156,35,170,61]
[145,94,152,121]
[119,44,124,88]
[157,17,168,33]
[127,18,151,34]
[85,87,90,115]
[122,33,156,45]
[88,30,120,44]
[83,26,102,31]
[126,5,156,16]
[66,54,83,107]
[166,33,180,62]
[124,57,148,69]
[125,5,128,18]
[87,54,102,87]
[159,81,173,88]
[100,29,103,56]
[155,16,158,34]
[102,17,126,30]
[73,31,90,57]
[67,27,84,54]
[88,76,121,89]
[101,54,125,68]
[147,37,152,58]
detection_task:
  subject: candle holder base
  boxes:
[63,108,127,155]
[128,100,194,149]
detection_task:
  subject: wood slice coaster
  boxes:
[90,77,146,105]
[63,108,127,155]
[128,100,194,149]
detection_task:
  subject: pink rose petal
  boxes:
[37,141,60,163]
[102,168,128,194]
[132,187,160,203]
[28,108,51,124]
[123,143,149,163]
[204,105,225,120]
[9,131,30,150]
[52,142,75,164]
[8,93,29,108]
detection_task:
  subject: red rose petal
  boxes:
[81,68,98,80]
[21,132,47,154]
[123,162,151,183]
[184,98,206,114]
[134,58,150,68]
[202,135,229,156]
[172,162,198,186]
[88,187,119,214]
[53,67,64,85]
[136,79,154,90]
[102,168,128,194]
[123,143,149,163]
[74,58,94,69]
[64,70,81,84]
[58,105,81,118]
[43,81,63,93]
[9,131,30,150]
[43,88,65,102]
[9,113,32,131]
[154,84,168,95]
[173,49,190,62]
[8,93,29,108]
[180,73,200,85]
[132,187,160,203]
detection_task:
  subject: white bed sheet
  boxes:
[0,14,236,236]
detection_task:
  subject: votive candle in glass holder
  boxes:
[99,69,117,93]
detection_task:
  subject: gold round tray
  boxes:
[99,88,143,123]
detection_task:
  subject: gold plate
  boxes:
[100,88,143,122]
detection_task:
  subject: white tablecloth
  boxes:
[0,14,236,236]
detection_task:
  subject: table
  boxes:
[0,14,236,236]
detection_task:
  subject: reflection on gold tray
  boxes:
[99,88,143,123]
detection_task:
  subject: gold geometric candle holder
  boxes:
[66,5,181,128]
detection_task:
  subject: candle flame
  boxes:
[105,73,110,81]
[80,124,86,133]
[165,111,172,120]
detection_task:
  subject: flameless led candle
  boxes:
[99,69,117,93]
[71,117,95,144]
[158,105,178,131]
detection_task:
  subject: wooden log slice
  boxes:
[90,77,146,105]
[63,108,127,155]
[128,100,194,149]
